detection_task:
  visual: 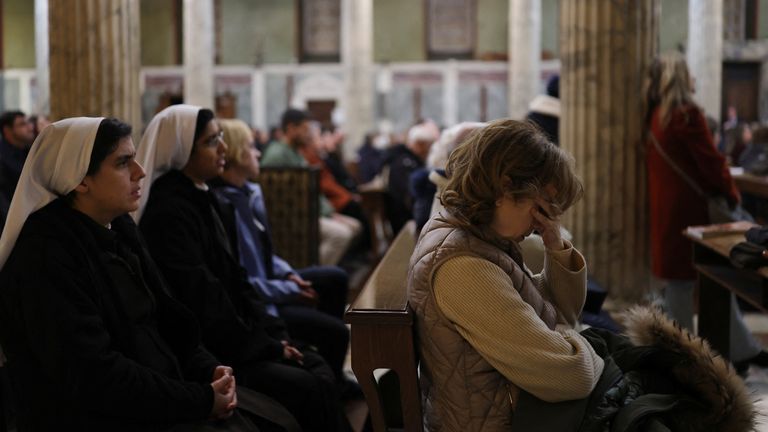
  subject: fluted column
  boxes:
[34,0,49,115]
[183,0,215,108]
[560,0,659,303]
[49,0,140,129]
[508,0,541,120]
[688,0,723,121]
[341,0,374,159]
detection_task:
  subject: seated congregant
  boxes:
[261,108,361,265]
[408,119,603,431]
[0,117,298,431]
[210,118,356,394]
[0,110,35,231]
[136,105,349,432]
[378,122,437,234]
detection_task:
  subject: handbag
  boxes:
[649,132,754,224]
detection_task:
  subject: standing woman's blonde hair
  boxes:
[645,51,696,128]
[219,118,254,167]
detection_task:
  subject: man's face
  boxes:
[80,137,146,221]
[185,120,227,182]
[410,139,433,161]
[3,115,34,149]
[285,121,310,149]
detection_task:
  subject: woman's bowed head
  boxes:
[441,119,583,250]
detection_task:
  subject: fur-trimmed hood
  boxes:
[621,306,756,432]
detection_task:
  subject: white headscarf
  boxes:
[427,122,485,169]
[133,104,201,221]
[0,117,104,271]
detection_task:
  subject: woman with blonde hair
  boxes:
[210,119,357,401]
[646,51,766,372]
[408,119,604,431]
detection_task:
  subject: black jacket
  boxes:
[381,143,424,233]
[0,199,217,431]
[140,170,287,366]
[512,308,756,432]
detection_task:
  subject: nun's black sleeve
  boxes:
[140,198,286,365]
[0,236,213,424]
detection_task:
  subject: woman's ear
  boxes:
[73,178,90,194]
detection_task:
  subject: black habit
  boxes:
[140,170,343,432]
[0,199,217,431]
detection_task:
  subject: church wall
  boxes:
[220,0,297,65]
[541,0,559,58]
[140,0,179,66]
[373,0,426,62]
[660,0,689,53]
[3,0,35,68]
[476,0,509,59]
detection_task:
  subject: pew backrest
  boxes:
[345,221,423,432]
[257,167,320,268]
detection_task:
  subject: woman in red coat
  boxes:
[646,51,765,371]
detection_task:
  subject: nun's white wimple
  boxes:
[133,104,200,221]
[0,117,104,270]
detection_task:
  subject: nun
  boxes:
[0,117,296,432]
[136,105,347,432]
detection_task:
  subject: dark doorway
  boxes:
[307,100,336,130]
[722,61,761,122]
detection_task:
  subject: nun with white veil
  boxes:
[0,117,297,432]
[136,105,347,432]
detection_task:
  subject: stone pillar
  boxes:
[508,0,541,120]
[688,0,723,121]
[341,0,374,160]
[49,0,140,129]
[560,0,659,303]
[183,0,215,108]
[34,0,49,115]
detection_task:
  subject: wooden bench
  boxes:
[257,167,320,268]
[345,221,423,432]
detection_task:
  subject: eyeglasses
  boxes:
[201,131,224,148]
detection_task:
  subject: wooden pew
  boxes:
[257,167,320,269]
[345,221,422,432]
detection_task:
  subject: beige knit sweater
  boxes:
[432,242,604,402]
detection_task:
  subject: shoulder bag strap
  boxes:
[648,131,707,198]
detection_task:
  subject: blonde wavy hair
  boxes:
[441,119,583,228]
[645,51,696,128]
[219,118,254,167]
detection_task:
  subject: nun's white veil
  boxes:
[0,117,103,271]
[133,104,201,221]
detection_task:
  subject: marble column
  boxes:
[508,0,541,120]
[560,0,659,303]
[341,0,374,160]
[34,0,49,115]
[688,0,723,121]
[49,0,140,128]
[183,0,215,109]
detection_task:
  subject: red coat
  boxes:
[647,105,739,279]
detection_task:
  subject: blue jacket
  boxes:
[211,180,300,317]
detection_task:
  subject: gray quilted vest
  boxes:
[408,213,557,432]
